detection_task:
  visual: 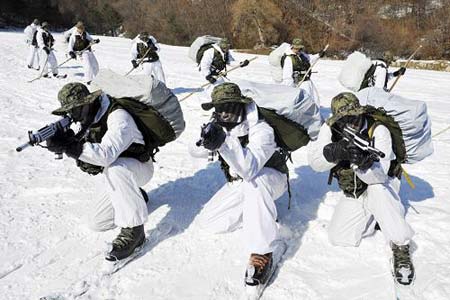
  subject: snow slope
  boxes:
[1,30,450,300]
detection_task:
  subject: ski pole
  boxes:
[125,47,153,76]
[179,56,258,102]
[388,45,422,92]
[28,54,49,83]
[296,44,329,88]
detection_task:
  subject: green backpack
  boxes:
[196,43,214,64]
[258,107,311,152]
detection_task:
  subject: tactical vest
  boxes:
[42,30,54,48]
[282,53,311,82]
[137,40,159,62]
[32,30,38,47]
[73,32,91,52]
[210,49,228,75]
[76,98,152,175]
[218,135,289,183]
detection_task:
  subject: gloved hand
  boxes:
[200,122,226,151]
[319,50,326,58]
[43,47,50,55]
[347,143,375,171]
[46,130,83,159]
[323,139,350,163]
[131,60,139,68]
[69,51,76,59]
[206,74,217,84]
[393,67,406,77]
[240,59,250,67]
[93,39,100,44]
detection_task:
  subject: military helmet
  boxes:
[139,31,149,40]
[41,22,49,29]
[52,82,102,115]
[33,19,39,25]
[201,82,252,111]
[75,21,85,31]
[291,38,304,50]
[326,92,366,126]
[218,38,231,51]
[383,50,394,64]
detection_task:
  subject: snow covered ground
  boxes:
[1,30,449,300]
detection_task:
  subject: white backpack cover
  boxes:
[235,79,323,141]
[357,87,433,163]
[91,69,185,139]
[188,35,222,63]
[338,51,373,92]
[268,43,291,83]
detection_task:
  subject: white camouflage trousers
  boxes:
[142,60,166,83]
[328,178,414,247]
[80,51,99,83]
[27,45,39,68]
[40,49,58,75]
[196,167,287,255]
[88,157,153,231]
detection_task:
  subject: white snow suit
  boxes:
[198,45,236,105]
[68,31,99,83]
[195,102,288,255]
[131,37,166,83]
[80,94,153,230]
[24,23,40,68]
[308,122,414,247]
[282,49,321,106]
[36,28,59,76]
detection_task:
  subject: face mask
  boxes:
[214,102,245,130]
[70,99,99,127]
[335,115,364,133]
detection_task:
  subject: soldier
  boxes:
[36,22,63,78]
[24,19,40,70]
[361,51,406,91]
[308,92,415,285]
[68,21,100,84]
[130,32,166,83]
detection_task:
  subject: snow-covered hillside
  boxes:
[1,30,449,300]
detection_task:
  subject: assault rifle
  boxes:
[337,125,385,160]
[16,116,73,159]
[196,114,219,161]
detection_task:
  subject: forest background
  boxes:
[1,0,449,59]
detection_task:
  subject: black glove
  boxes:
[323,139,350,163]
[46,130,83,159]
[319,50,326,58]
[206,74,217,84]
[240,59,250,67]
[69,51,76,59]
[94,39,100,44]
[393,67,406,77]
[43,47,50,55]
[347,144,375,171]
[200,122,226,151]
[131,60,139,68]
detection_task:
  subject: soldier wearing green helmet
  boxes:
[46,82,154,264]
[130,31,166,83]
[308,92,415,285]
[280,37,325,106]
[192,82,288,291]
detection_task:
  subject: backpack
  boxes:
[91,69,185,149]
[268,43,291,83]
[357,87,433,165]
[235,79,323,151]
[188,35,222,64]
[338,51,373,92]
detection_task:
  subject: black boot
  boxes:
[392,243,415,285]
[105,225,145,261]
[245,253,273,286]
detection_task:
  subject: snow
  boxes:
[1,30,450,299]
